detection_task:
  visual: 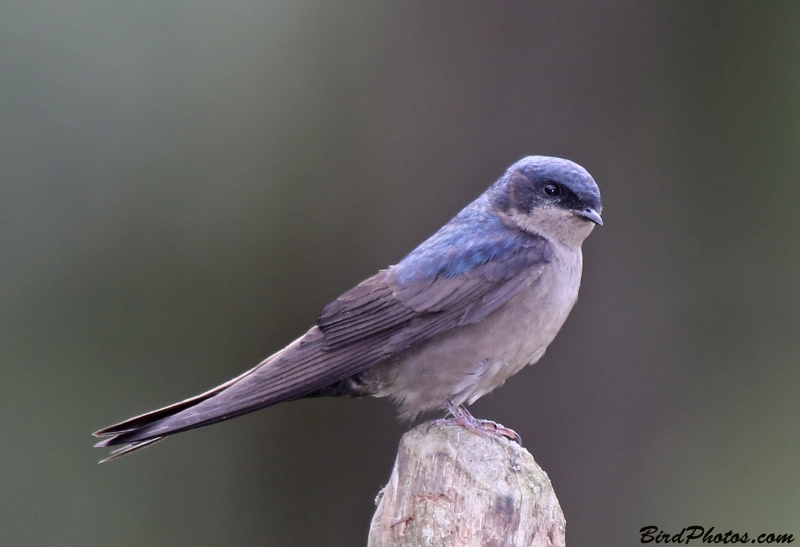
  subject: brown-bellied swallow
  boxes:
[94,156,602,461]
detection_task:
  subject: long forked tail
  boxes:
[93,326,370,462]
[92,364,258,462]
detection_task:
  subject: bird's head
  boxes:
[491,156,602,248]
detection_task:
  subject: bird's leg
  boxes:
[433,400,522,444]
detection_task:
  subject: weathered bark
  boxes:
[368,421,565,547]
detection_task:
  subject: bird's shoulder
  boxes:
[392,201,552,285]
[317,202,553,352]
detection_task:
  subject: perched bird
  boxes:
[94,156,602,461]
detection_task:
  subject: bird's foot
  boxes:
[430,401,521,444]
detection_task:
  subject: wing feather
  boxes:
[94,223,552,456]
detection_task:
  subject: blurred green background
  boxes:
[2,1,799,545]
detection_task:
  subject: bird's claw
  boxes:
[468,418,522,444]
[431,401,522,444]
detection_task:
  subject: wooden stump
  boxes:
[368,421,565,547]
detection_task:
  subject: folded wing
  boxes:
[94,228,550,460]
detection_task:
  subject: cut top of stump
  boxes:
[368,421,565,547]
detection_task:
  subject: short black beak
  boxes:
[576,207,603,226]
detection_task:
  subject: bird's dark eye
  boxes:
[543,183,561,197]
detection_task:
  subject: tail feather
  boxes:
[97,438,165,463]
[92,348,290,459]
[93,326,387,461]
[93,363,257,441]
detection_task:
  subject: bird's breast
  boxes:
[371,244,585,417]
[465,244,583,401]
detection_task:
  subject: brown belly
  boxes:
[362,247,583,419]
